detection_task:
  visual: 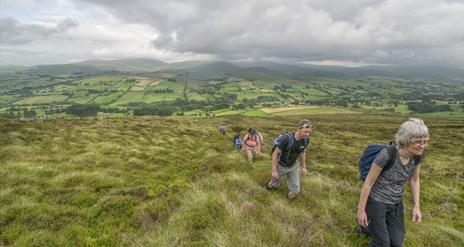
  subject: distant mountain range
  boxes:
[1,59,462,81]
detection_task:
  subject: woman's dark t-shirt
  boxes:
[370,148,424,204]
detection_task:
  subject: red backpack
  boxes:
[245,133,258,147]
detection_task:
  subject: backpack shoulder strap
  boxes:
[384,144,397,172]
[249,133,255,141]
[304,137,309,147]
[413,154,424,165]
[285,133,294,151]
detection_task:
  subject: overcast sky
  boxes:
[1,0,463,67]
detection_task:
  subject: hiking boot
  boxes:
[266,178,280,190]
[287,191,298,200]
[266,181,275,190]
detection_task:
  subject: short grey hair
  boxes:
[395,118,430,148]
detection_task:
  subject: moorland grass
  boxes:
[0,114,463,246]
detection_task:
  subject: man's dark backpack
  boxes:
[358,143,422,181]
[271,134,284,154]
[272,133,309,159]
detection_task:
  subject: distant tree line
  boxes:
[63,104,127,116]
[407,102,452,113]
[273,84,292,91]
[0,108,37,119]
[257,95,279,102]
[65,104,102,116]
[149,88,174,93]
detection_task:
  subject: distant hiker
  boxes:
[356,118,429,247]
[233,134,243,150]
[218,123,226,135]
[267,119,313,200]
[241,128,262,163]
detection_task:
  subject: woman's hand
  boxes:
[357,209,369,227]
[412,206,422,224]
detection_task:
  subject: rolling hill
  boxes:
[2,59,462,80]
[1,59,463,119]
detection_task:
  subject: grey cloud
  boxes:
[1,17,79,44]
[152,34,176,50]
[2,0,462,66]
[70,0,463,66]
[56,19,79,32]
[1,0,60,11]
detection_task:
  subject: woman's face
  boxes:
[405,137,429,156]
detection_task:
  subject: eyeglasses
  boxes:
[300,125,314,129]
[410,139,429,146]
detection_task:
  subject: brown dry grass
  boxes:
[261,105,319,113]
[131,80,161,91]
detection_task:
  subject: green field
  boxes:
[112,92,146,105]
[66,93,98,104]
[270,106,359,115]
[149,81,184,91]
[187,92,209,101]
[240,108,267,116]
[142,93,184,103]
[92,92,124,104]
[1,113,462,246]
[14,95,69,105]
[1,62,463,119]
[300,87,328,99]
[0,95,20,105]
[212,109,247,116]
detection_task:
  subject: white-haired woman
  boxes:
[357,118,429,247]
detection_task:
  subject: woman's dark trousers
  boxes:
[366,197,405,247]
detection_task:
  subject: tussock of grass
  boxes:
[0,115,463,246]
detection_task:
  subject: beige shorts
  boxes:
[267,161,300,193]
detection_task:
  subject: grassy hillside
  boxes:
[1,113,462,246]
